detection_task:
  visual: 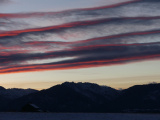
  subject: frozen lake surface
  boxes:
[0,113,160,120]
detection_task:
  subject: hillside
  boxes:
[0,82,160,113]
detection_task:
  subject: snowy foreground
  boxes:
[0,113,160,120]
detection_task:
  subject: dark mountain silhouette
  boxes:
[112,83,160,112]
[0,88,38,99]
[0,82,160,113]
[0,86,37,111]
[8,82,119,112]
[0,86,5,90]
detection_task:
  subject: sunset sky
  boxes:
[0,0,160,90]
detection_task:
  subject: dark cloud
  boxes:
[139,0,160,2]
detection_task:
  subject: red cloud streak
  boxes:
[0,17,160,38]
[0,0,140,18]
[0,54,160,74]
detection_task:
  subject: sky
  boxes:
[0,0,160,90]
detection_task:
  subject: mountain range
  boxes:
[0,82,160,113]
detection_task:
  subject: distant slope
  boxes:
[0,88,38,99]
[113,83,160,112]
[0,86,37,111]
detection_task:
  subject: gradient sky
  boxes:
[0,0,160,90]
